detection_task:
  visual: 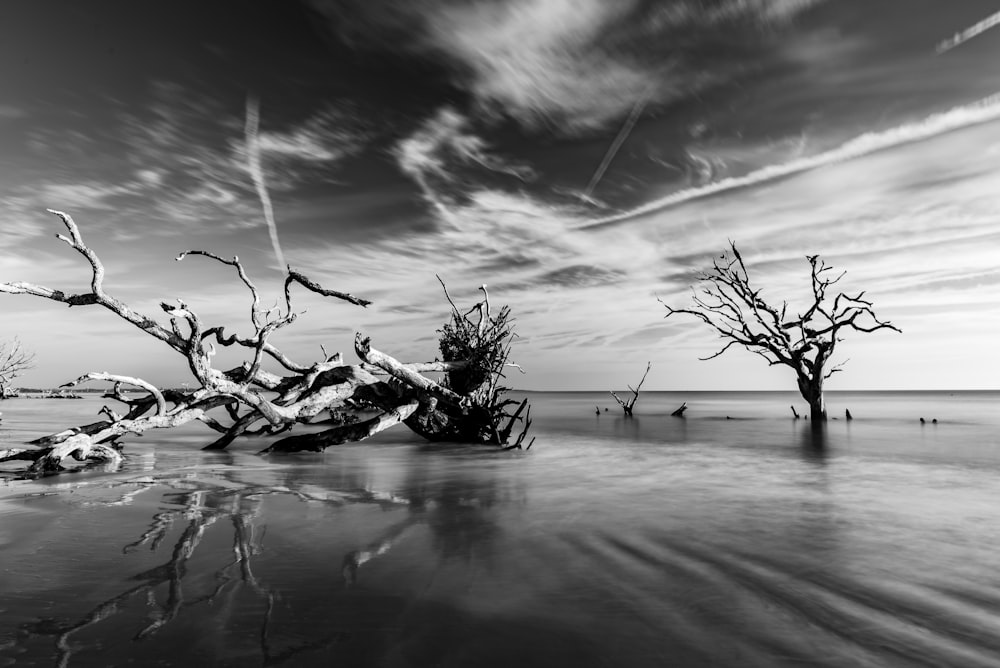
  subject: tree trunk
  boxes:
[797,375,827,421]
[809,393,827,422]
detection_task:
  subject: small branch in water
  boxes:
[610,362,650,417]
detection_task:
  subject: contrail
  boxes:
[936,10,1000,54]
[582,84,655,200]
[579,91,1000,230]
[244,95,288,274]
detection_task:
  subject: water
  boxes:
[2,391,1000,667]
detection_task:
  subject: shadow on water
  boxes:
[3,448,561,667]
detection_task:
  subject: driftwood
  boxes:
[0,211,531,476]
[610,362,651,416]
[790,405,801,419]
[670,402,688,417]
[663,242,900,421]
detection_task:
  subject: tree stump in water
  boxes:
[610,362,651,417]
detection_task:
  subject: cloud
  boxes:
[422,0,652,131]
[283,182,665,369]
[0,104,26,120]
[0,249,78,280]
[936,10,1000,54]
[279,100,1000,388]
[396,107,535,210]
[255,107,370,163]
[310,0,824,133]
[582,90,1000,229]
[4,81,375,242]
[39,182,139,209]
[0,196,53,240]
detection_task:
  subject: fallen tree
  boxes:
[0,210,530,476]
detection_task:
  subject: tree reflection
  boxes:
[798,421,828,459]
[342,452,508,584]
[612,416,642,440]
[13,452,516,665]
[342,517,419,586]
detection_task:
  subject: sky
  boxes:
[1,0,998,391]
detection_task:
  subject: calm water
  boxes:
[2,391,1000,667]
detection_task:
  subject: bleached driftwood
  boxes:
[0,211,531,475]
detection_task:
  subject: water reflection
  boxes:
[612,416,642,440]
[797,422,828,461]
[17,482,303,666]
[10,447,519,666]
[342,517,417,586]
[7,391,1000,667]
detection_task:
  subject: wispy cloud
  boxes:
[256,109,366,162]
[284,102,1000,388]
[936,10,1000,54]
[422,0,652,131]
[396,107,536,216]
[582,91,1000,229]
[39,182,140,209]
[311,0,824,133]
[3,81,373,243]
[0,104,26,120]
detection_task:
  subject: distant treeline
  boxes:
[15,387,106,394]
[13,387,204,395]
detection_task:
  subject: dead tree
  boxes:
[610,362,650,416]
[0,210,530,476]
[0,337,34,398]
[397,277,531,451]
[662,242,900,421]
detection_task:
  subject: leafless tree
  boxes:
[0,210,530,475]
[610,362,650,416]
[0,337,34,398]
[662,242,900,421]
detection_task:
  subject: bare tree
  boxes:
[610,362,650,416]
[0,338,34,398]
[662,242,900,421]
[0,210,530,475]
